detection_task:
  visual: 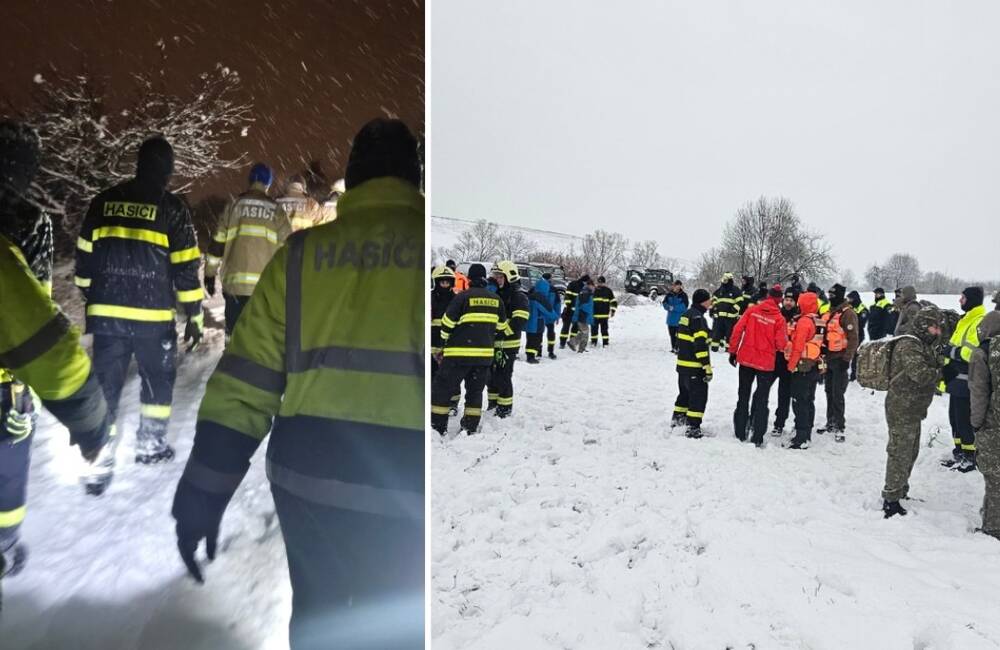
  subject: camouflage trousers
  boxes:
[979,429,1000,538]
[882,419,922,502]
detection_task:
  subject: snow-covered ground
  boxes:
[1,298,292,650]
[431,297,1000,649]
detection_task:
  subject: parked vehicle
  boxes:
[625,267,674,300]
[529,262,568,295]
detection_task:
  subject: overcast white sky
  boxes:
[431,0,1000,280]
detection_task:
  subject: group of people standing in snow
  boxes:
[663,270,1000,537]
[1,118,426,647]
[430,263,617,435]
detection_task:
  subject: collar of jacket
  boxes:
[336,176,423,218]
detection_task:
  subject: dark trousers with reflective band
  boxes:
[545,322,557,354]
[223,292,251,335]
[431,360,488,432]
[0,392,34,547]
[710,316,735,350]
[591,319,610,346]
[487,351,517,408]
[773,354,792,429]
[733,365,776,441]
[790,368,819,438]
[675,372,708,428]
[949,393,975,453]
[824,357,850,431]
[525,333,544,360]
[272,486,423,650]
[92,332,176,424]
[668,325,679,352]
[559,309,577,346]
[430,357,461,406]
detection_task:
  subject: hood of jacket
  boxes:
[797,292,818,316]
[534,277,551,298]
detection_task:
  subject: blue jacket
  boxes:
[546,284,561,325]
[663,290,689,326]
[524,278,560,334]
[572,285,595,325]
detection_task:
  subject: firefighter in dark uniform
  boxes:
[590,275,618,347]
[559,274,588,348]
[172,119,424,649]
[673,289,714,438]
[75,137,204,468]
[486,261,530,417]
[430,265,460,413]
[710,273,741,351]
[431,263,508,435]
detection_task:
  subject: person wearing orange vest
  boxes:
[783,291,826,449]
[820,283,860,442]
[772,286,800,436]
[446,259,469,292]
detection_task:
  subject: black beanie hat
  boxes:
[768,284,783,299]
[468,263,487,281]
[692,288,711,305]
[136,136,174,184]
[962,286,984,310]
[783,287,797,299]
[874,287,885,296]
[580,274,591,284]
[345,118,421,190]
[0,121,40,196]
[829,283,846,305]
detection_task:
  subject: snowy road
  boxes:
[431,299,1000,649]
[1,303,292,650]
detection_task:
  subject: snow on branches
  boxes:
[7,65,253,248]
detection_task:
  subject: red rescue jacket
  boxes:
[729,297,788,371]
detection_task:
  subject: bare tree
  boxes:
[719,196,836,284]
[628,240,663,269]
[7,65,253,250]
[580,230,628,281]
[882,253,922,289]
[495,229,538,261]
[446,219,500,262]
[694,247,733,288]
[864,264,883,290]
[840,268,858,290]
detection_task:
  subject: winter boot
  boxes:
[882,500,908,518]
[568,339,578,352]
[526,356,540,365]
[941,447,962,468]
[135,415,175,464]
[486,401,497,412]
[548,351,558,360]
[670,413,686,428]
[495,405,512,419]
[459,416,478,435]
[771,426,784,437]
[685,425,703,439]
[952,451,977,473]
[82,425,118,496]
[750,433,765,448]
[0,539,27,579]
[834,430,846,443]
[785,432,810,449]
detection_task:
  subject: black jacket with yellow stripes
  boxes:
[593,285,617,318]
[676,304,713,376]
[430,286,455,355]
[75,179,203,337]
[712,282,741,318]
[441,285,509,365]
[493,282,530,350]
[563,278,583,314]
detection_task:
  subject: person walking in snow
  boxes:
[569,277,595,352]
[590,276,617,347]
[486,261,529,417]
[524,275,560,363]
[939,287,988,471]
[673,289,714,438]
[560,273,588,348]
[969,304,1000,540]
[819,283,860,442]
[205,163,292,336]
[882,306,946,518]
[848,290,869,381]
[710,273,741,351]
[277,175,323,233]
[782,292,824,449]
[75,136,204,467]
[772,287,799,436]
[727,284,788,446]
[172,118,424,649]
[542,272,561,359]
[663,280,688,354]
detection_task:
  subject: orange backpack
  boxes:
[784,314,823,361]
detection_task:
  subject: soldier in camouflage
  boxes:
[882,306,945,518]
[969,306,1000,540]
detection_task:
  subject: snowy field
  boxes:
[431,296,1000,649]
[1,298,292,650]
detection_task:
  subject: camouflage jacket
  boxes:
[885,335,942,423]
[969,312,1000,431]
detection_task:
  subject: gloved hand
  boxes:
[3,409,33,441]
[205,276,216,297]
[172,477,230,584]
[728,354,738,368]
[703,370,713,383]
[493,348,507,368]
[0,540,28,578]
[184,313,205,352]
[935,342,952,359]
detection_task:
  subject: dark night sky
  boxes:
[0,0,424,202]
